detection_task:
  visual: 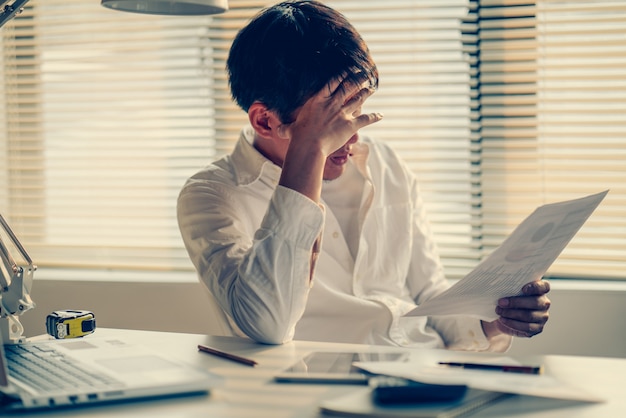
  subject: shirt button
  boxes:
[332,231,340,239]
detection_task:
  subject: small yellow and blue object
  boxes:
[46,309,96,339]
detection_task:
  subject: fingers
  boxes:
[495,295,550,338]
[326,73,349,98]
[497,299,550,321]
[286,76,381,150]
[498,293,551,311]
[495,308,549,337]
[522,279,551,296]
[496,279,551,310]
[494,317,547,338]
[354,111,383,130]
[343,85,375,107]
[328,73,363,101]
[493,280,551,338]
[323,79,382,131]
[330,73,376,111]
[341,85,380,131]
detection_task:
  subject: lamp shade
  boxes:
[101,0,228,15]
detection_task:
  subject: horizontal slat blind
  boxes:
[476,2,543,258]
[477,0,626,279]
[0,0,480,278]
[1,0,623,280]
[206,2,265,157]
[2,1,219,270]
[535,0,626,278]
[329,0,480,278]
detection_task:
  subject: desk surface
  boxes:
[12,328,626,417]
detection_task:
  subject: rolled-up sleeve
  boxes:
[178,180,324,344]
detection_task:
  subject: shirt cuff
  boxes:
[259,185,325,249]
[442,319,511,352]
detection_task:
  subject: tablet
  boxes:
[274,351,409,384]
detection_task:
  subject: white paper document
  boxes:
[354,350,605,403]
[406,190,608,321]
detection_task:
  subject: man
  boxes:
[177,1,550,351]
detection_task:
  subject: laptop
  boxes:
[0,214,220,411]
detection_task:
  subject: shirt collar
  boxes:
[231,126,282,186]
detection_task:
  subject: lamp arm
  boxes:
[0,214,36,343]
[0,0,30,28]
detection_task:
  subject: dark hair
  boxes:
[226,0,378,123]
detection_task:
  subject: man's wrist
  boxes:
[279,146,327,202]
[481,319,501,340]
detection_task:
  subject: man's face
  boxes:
[321,75,371,181]
[272,74,372,181]
[323,133,359,181]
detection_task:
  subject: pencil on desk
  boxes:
[439,361,542,374]
[197,344,258,367]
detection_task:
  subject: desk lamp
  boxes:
[0,1,36,345]
[101,0,228,15]
[0,214,36,344]
[0,0,29,27]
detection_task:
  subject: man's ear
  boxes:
[248,102,288,140]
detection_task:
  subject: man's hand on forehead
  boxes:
[323,75,376,126]
[277,72,381,157]
[327,73,373,104]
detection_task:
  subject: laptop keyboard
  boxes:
[4,342,124,394]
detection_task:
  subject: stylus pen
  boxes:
[197,344,258,367]
[438,361,542,374]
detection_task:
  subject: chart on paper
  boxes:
[405,190,609,320]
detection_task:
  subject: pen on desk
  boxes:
[438,362,542,374]
[197,344,258,367]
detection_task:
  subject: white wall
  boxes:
[18,278,626,358]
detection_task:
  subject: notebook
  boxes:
[0,213,220,411]
[319,386,512,418]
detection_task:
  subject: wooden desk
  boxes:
[12,328,626,417]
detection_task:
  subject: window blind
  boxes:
[535,0,626,278]
[1,1,222,270]
[0,0,624,280]
[0,0,479,278]
[328,0,479,278]
[471,0,626,279]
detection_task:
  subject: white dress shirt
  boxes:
[177,126,511,351]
